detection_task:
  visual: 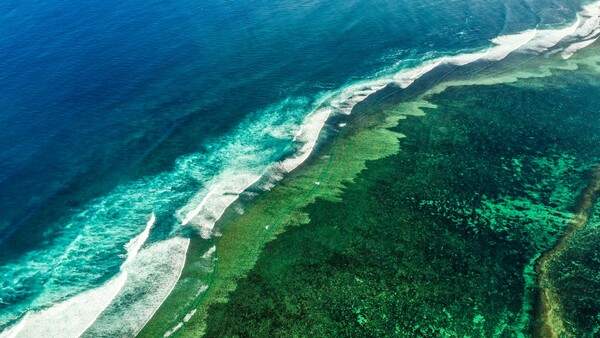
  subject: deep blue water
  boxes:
[0,0,586,335]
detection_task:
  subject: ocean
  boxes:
[0,0,597,336]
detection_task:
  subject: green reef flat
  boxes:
[141,45,600,337]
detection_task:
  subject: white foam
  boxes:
[183,309,197,323]
[389,29,538,88]
[127,238,190,336]
[483,29,538,61]
[561,3,600,58]
[522,2,600,58]
[80,237,190,337]
[330,81,388,115]
[0,314,27,338]
[202,245,217,259]
[163,322,184,337]
[389,2,600,87]
[178,173,262,239]
[1,214,158,338]
[182,188,218,226]
[162,306,198,338]
[292,125,303,142]
[278,108,332,173]
[527,17,581,52]
[0,162,200,330]
[196,285,209,297]
[562,36,599,58]
[395,61,443,88]
[123,213,155,267]
[0,273,128,338]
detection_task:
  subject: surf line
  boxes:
[0,214,157,338]
[534,164,600,337]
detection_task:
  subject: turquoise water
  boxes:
[0,0,598,335]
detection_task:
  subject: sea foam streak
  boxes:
[392,1,600,77]
[0,275,128,338]
[278,107,333,173]
[0,172,194,331]
[157,246,215,338]
[0,215,189,338]
[179,173,263,239]
[81,237,189,337]
[561,3,600,58]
